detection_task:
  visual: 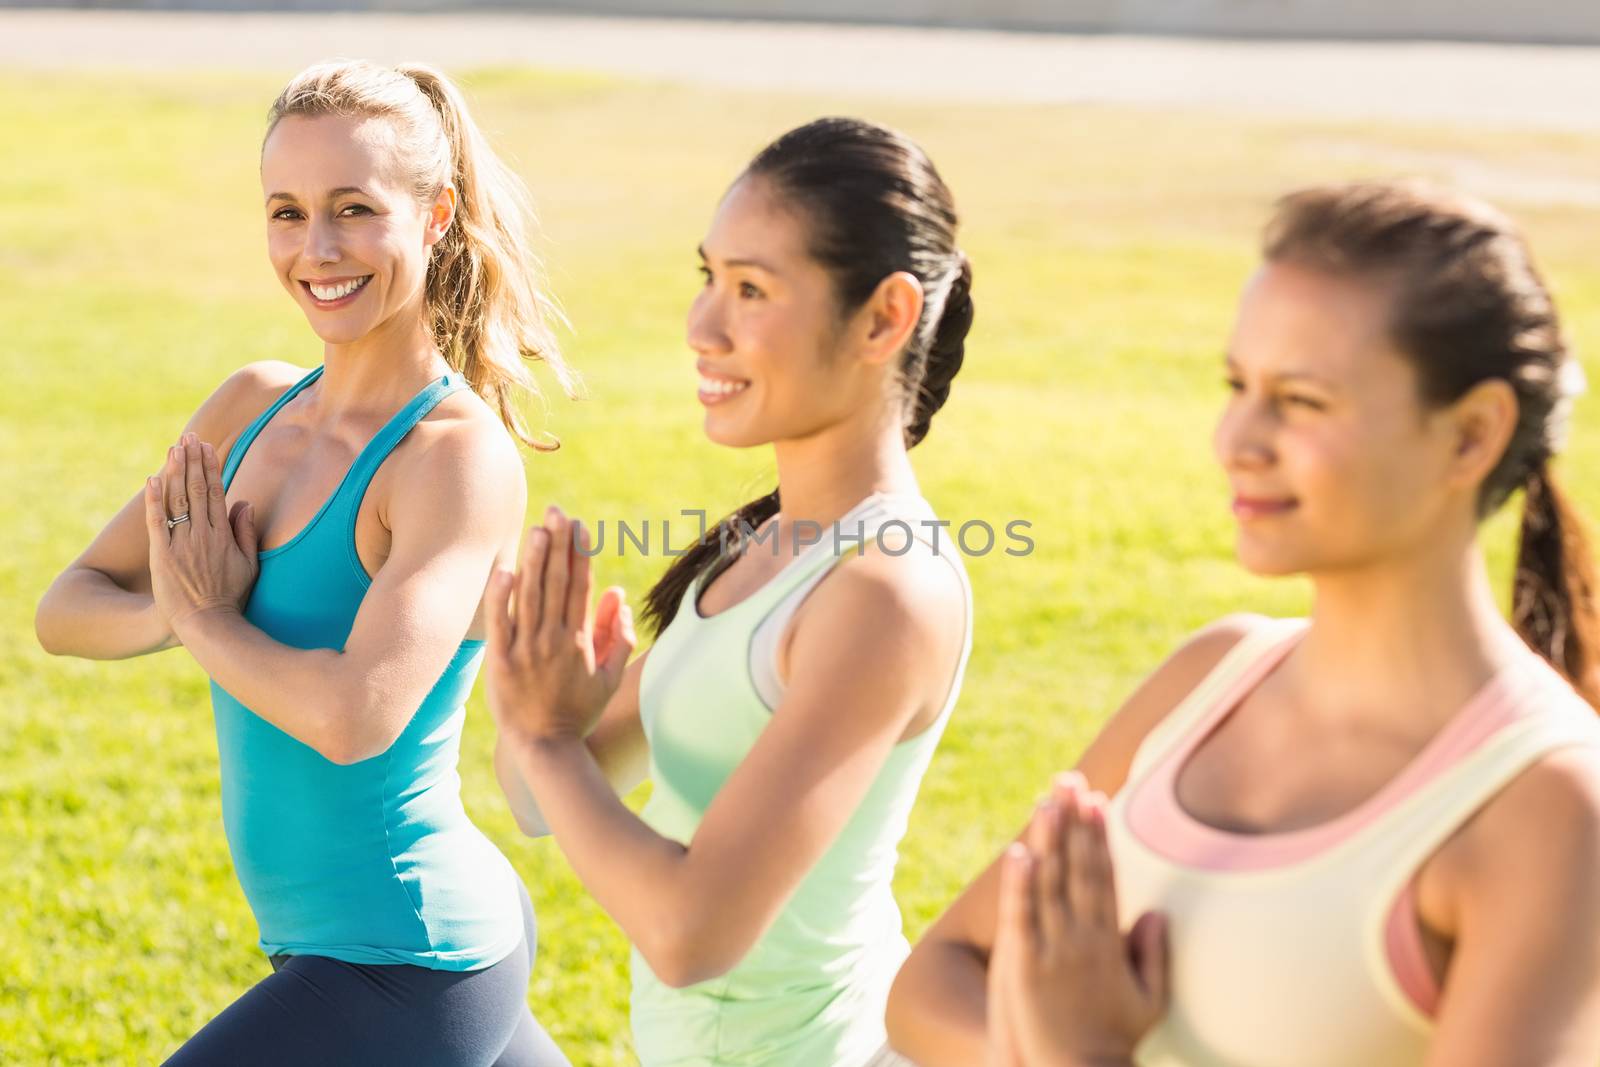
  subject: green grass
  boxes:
[4,67,1599,1065]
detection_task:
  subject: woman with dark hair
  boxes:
[484,117,975,1066]
[886,180,1600,1067]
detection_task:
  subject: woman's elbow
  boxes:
[641,945,726,991]
[884,938,988,1065]
[34,597,65,656]
[312,693,394,766]
[884,955,923,1051]
[33,574,77,655]
[638,920,745,990]
[317,735,368,767]
[319,724,400,767]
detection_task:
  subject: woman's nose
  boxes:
[686,289,730,357]
[1214,395,1274,472]
[303,214,340,265]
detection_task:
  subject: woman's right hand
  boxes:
[987,776,1169,1067]
[483,507,636,747]
[144,434,260,634]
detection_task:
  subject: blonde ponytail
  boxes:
[266,60,577,451]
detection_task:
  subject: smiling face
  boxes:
[1214,260,1477,577]
[260,114,452,346]
[687,175,891,448]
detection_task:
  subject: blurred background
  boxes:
[3,2,1598,1064]
[7,0,1600,43]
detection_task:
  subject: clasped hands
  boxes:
[483,505,637,747]
[143,432,259,634]
[987,773,1170,1067]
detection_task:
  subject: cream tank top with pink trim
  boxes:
[1105,617,1600,1067]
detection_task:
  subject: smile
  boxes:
[1232,495,1299,520]
[302,276,372,305]
[698,374,750,405]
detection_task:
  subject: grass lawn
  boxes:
[3,66,1598,1065]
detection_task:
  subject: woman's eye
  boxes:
[1284,393,1326,411]
[1223,377,1244,393]
[271,208,302,221]
[697,266,713,286]
[738,282,763,300]
[339,204,372,216]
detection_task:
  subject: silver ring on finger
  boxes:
[167,512,191,531]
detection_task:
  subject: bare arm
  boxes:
[34,362,299,660]
[176,424,526,765]
[496,650,650,838]
[885,615,1260,1066]
[1422,745,1600,1067]
[36,485,182,660]
[494,532,967,989]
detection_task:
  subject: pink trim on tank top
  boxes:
[1384,879,1440,1017]
[1125,628,1536,1018]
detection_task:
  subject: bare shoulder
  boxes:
[387,388,528,533]
[831,534,965,635]
[410,389,524,487]
[189,359,308,453]
[1483,742,1600,843]
[1076,612,1270,795]
[1440,738,1600,910]
[781,535,965,679]
[229,359,309,393]
[1142,613,1268,703]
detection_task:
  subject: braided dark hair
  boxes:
[908,252,972,447]
[1266,180,1597,707]
[642,117,972,634]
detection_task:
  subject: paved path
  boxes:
[3,9,1600,129]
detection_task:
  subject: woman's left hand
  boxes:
[143,433,260,633]
[987,775,1169,1067]
[484,506,636,746]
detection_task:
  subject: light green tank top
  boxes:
[630,492,972,1067]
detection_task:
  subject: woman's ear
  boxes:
[1446,377,1520,492]
[425,185,458,248]
[859,271,925,366]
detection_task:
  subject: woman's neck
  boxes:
[770,405,920,532]
[314,308,450,421]
[1295,529,1529,734]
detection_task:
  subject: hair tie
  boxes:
[1525,458,1549,488]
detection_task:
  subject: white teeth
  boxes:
[309,276,370,302]
[699,376,749,397]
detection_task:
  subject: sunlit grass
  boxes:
[3,66,1597,1064]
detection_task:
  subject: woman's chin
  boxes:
[702,415,764,449]
[303,320,369,346]
[1234,538,1309,579]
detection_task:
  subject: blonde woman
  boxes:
[35,61,573,1065]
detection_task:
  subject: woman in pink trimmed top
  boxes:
[886,180,1600,1067]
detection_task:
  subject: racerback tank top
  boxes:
[1106,618,1600,1066]
[630,491,973,1067]
[211,364,523,970]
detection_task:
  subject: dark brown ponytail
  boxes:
[1515,466,1600,707]
[641,117,971,634]
[1265,180,1595,707]
[908,252,972,448]
[639,490,780,634]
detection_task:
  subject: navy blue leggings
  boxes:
[163,885,567,1067]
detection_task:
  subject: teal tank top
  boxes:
[211,364,523,971]
[630,492,973,1067]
